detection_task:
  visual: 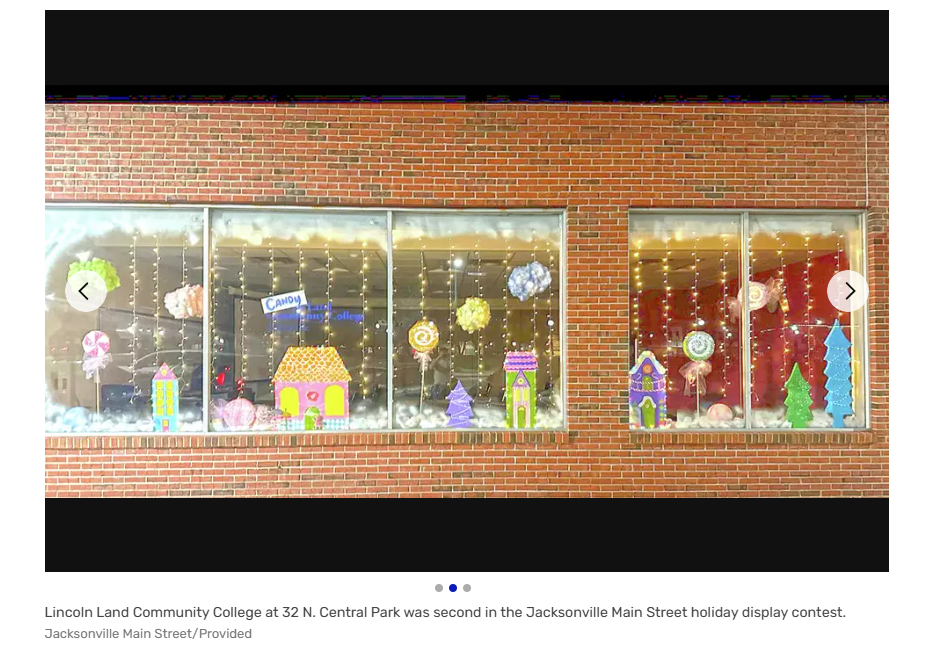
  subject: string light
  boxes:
[268,238,277,387]
[476,234,482,399]
[297,241,304,347]
[804,233,815,391]
[720,235,728,397]
[419,232,426,319]
[546,247,554,389]
[324,237,331,347]
[836,232,844,323]
[691,231,699,328]
[392,236,398,391]
[153,234,160,366]
[503,245,509,363]
[449,238,455,390]
[777,231,790,385]
[239,242,247,396]
[633,242,642,359]
[531,241,538,357]
[663,235,672,393]
[361,240,369,397]
[749,234,758,405]
[180,231,188,384]
[129,230,138,395]
[211,235,220,392]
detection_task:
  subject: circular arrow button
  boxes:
[65,270,107,313]
[827,270,868,313]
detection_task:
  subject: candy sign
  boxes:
[262,290,307,314]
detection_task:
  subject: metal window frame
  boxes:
[45,202,568,436]
[628,207,870,432]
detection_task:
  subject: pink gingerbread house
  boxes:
[273,346,351,431]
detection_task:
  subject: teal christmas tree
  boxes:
[784,362,813,428]
[446,380,474,428]
[823,318,854,428]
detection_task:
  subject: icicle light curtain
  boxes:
[628,210,868,430]
[44,206,565,434]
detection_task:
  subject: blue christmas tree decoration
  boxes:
[823,319,853,428]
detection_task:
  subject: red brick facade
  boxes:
[45,102,889,497]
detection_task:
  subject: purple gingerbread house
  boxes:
[629,350,667,428]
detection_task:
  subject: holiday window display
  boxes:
[273,346,351,431]
[46,207,205,432]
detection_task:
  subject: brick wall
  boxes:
[44,102,889,497]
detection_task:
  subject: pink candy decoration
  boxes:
[82,331,110,358]
[707,403,734,422]
[164,284,205,319]
[223,398,256,429]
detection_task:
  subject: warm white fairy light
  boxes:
[153,234,161,366]
[324,237,331,347]
[476,235,482,398]
[503,245,509,361]
[804,233,815,389]
[419,232,426,319]
[546,247,554,388]
[749,236,758,404]
[180,232,188,383]
[211,237,220,377]
[130,230,138,393]
[691,231,699,329]
[531,242,538,355]
[777,231,790,384]
[239,242,247,395]
[836,232,844,322]
[449,238,455,390]
[662,236,672,392]
[633,243,642,357]
[296,242,304,347]
[268,238,277,384]
[361,240,369,397]
[392,238,398,390]
[720,235,728,397]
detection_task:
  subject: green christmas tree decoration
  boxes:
[68,257,121,292]
[823,319,854,428]
[784,362,813,428]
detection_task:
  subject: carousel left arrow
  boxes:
[65,270,107,312]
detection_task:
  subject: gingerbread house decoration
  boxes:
[274,346,351,431]
[629,350,667,428]
[504,351,538,428]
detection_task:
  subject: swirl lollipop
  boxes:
[81,330,112,380]
[681,331,714,420]
[408,319,439,353]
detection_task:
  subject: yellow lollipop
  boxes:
[409,319,439,353]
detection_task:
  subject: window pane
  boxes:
[628,213,744,429]
[45,207,205,433]
[391,212,563,429]
[749,214,866,428]
[210,209,389,431]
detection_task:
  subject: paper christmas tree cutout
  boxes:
[823,319,854,428]
[784,362,813,428]
[445,381,474,428]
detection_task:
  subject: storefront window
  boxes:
[391,212,563,429]
[748,214,867,428]
[209,209,388,432]
[628,213,745,429]
[629,210,867,430]
[45,207,205,433]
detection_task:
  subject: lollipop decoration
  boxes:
[680,331,714,421]
[164,284,204,319]
[409,319,440,413]
[81,330,112,415]
[68,258,120,292]
[728,280,773,322]
[508,261,552,302]
[223,397,256,430]
[456,297,491,332]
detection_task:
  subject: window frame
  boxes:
[45,203,568,435]
[629,208,871,431]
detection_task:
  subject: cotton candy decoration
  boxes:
[456,297,491,332]
[508,261,552,302]
[164,284,204,319]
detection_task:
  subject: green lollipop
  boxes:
[682,331,715,361]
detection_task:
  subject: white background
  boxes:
[34,572,918,663]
